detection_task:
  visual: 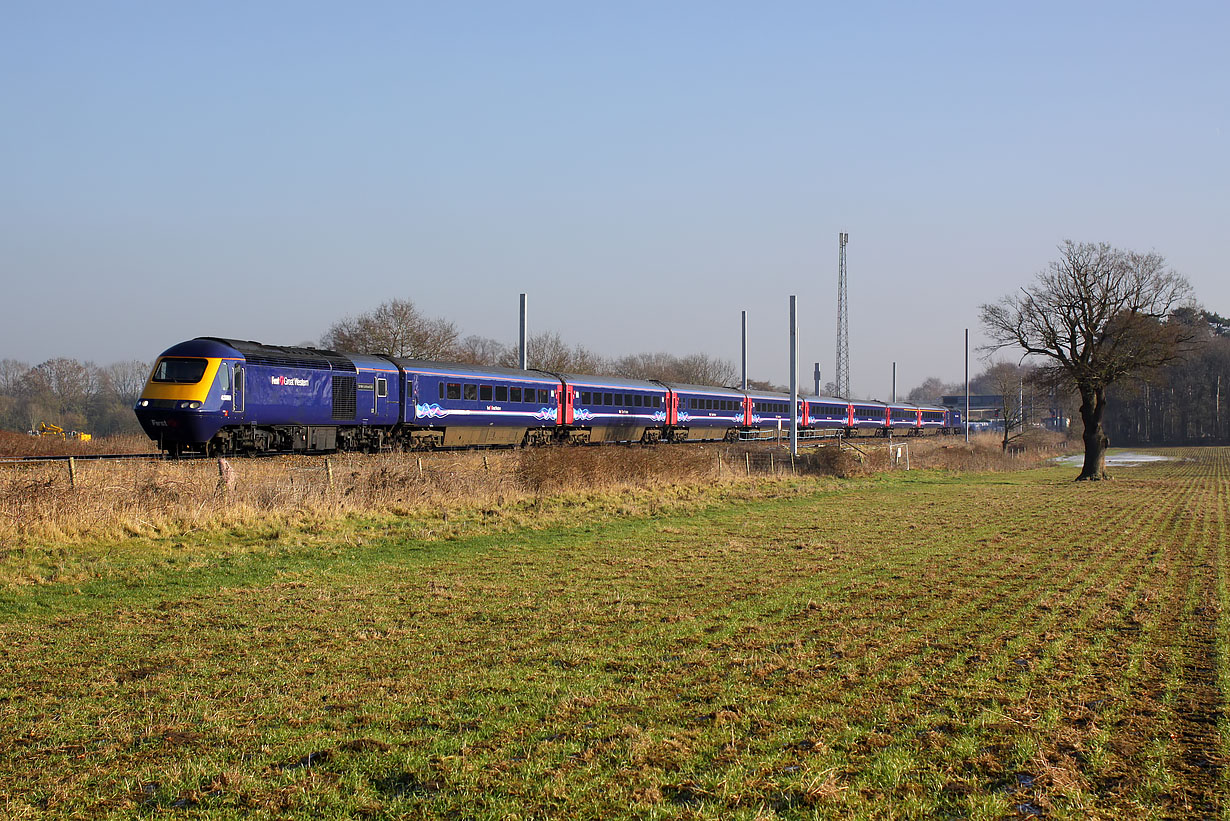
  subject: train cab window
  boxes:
[376,378,387,398]
[538,389,549,404]
[153,357,208,384]
[447,383,461,400]
[480,385,492,401]
[510,387,522,402]
[495,386,507,402]
[216,364,231,393]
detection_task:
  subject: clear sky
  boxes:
[3,1,1226,399]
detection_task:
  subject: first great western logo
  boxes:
[271,375,310,387]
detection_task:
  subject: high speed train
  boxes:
[134,337,961,455]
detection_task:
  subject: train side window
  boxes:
[376,378,388,398]
[495,386,507,402]
[538,389,549,404]
[634,395,643,407]
[581,391,591,404]
[438,383,444,399]
[510,387,522,402]
[464,384,477,401]
[604,393,612,405]
[447,383,461,400]
[480,385,492,401]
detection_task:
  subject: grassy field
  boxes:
[0,446,1224,819]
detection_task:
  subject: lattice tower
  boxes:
[835,232,851,398]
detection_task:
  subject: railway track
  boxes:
[0,452,178,465]
[0,429,921,467]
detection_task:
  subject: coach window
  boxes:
[447,383,461,400]
[495,386,507,402]
[634,395,643,407]
[537,389,548,404]
[480,385,492,401]
[464,384,477,401]
[376,378,387,398]
[603,393,612,405]
[510,387,522,402]
[581,391,591,404]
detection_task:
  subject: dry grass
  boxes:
[0,433,1073,553]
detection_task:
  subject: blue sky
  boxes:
[3,2,1226,398]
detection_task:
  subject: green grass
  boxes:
[1,449,1226,819]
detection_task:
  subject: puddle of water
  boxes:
[1053,451,1177,467]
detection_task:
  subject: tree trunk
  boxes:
[1077,385,1110,480]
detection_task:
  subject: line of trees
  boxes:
[1101,310,1230,444]
[322,298,741,386]
[0,358,149,437]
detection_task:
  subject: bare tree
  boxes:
[608,351,738,386]
[453,335,510,367]
[906,376,954,404]
[982,361,1028,451]
[981,241,1196,480]
[503,332,603,374]
[102,360,151,404]
[321,299,459,359]
[0,359,29,395]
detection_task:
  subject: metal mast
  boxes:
[835,232,850,398]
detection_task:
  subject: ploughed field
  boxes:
[1,448,1227,819]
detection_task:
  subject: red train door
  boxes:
[559,385,573,425]
[743,396,753,425]
[667,391,678,425]
[800,399,810,428]
[847,403,854,427]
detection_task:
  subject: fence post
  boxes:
[791,452,796,475]
[67,457,77,490]
[325,457,334,491]
[417,457,423,480]
[745,452,751,477]
[717,453,722,475]
[483,455,489,472]
[217,458,235,495]
[770,452,774,475]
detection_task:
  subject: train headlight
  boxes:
[138,400,149,407]
[178,401,203,409]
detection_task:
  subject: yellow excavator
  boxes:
[34,422,91,442]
